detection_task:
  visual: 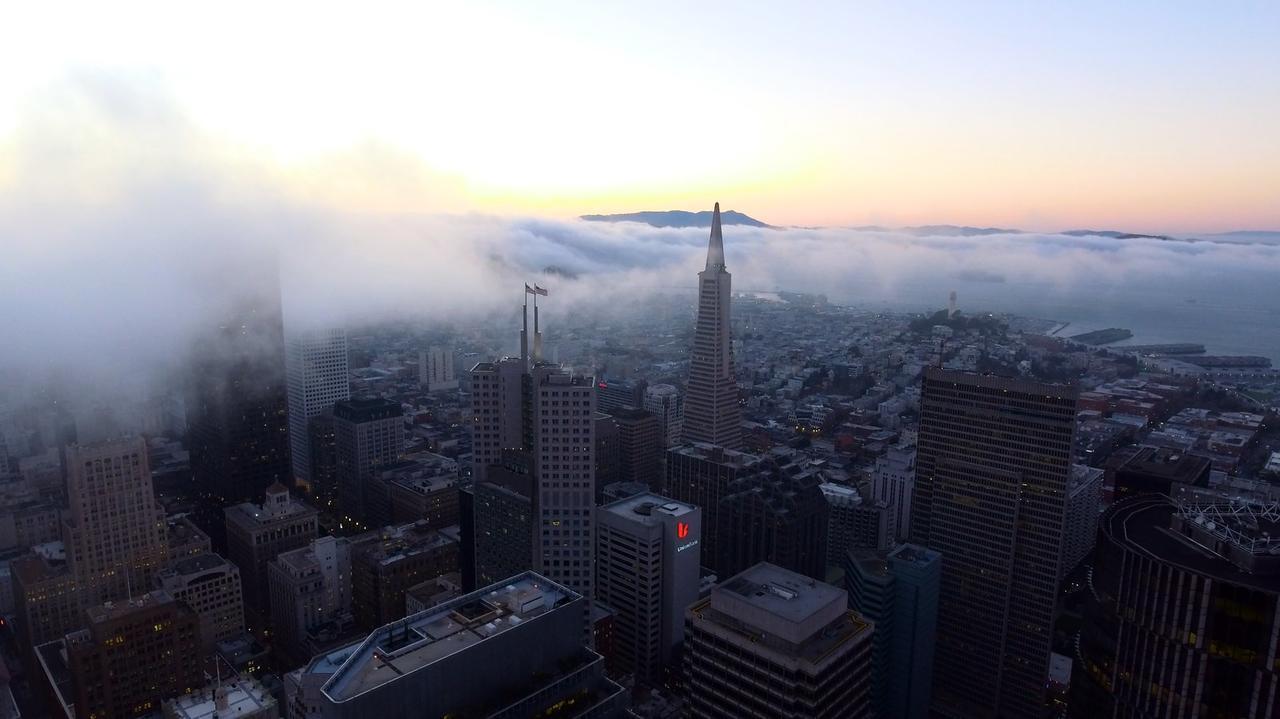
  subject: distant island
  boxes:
[580,209,770,228]
[1070,328,1133,345]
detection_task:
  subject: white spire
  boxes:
[705,202,726,271]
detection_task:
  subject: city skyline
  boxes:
[2,6,1279,718]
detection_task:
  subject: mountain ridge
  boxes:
[580,211,1279,245]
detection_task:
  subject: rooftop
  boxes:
[352,521,455,566]
[322,571,575,702]
[1103,494,1280,593]
[333,397,403,423]
[600,493,696,524]
[164,678,276,719]
[715,562,846,631]
[668,442,761,468]
[694,563,870,671]
[158,552,235,580]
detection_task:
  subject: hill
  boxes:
[580,209,770,228]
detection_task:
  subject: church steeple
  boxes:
[705,202,726,271]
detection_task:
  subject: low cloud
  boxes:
[3,72,1280,395]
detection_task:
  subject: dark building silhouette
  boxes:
[911,368,1077,718]
[186,287,292,548]
[594,413,620,503]
[471,465,534,589]
[611,407,662,491]
[665,442,761,574]
[62,591,202,719]
[596,378,647,414]
[333,398,404,530]
[306,411,338,510]
[1112,445,1212,499]
[714,455,829,581]
[1071,492,1280,718]
[350,521,459,629]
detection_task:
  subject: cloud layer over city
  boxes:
[3,73,1280,385]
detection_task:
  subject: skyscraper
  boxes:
[63,438,170,603]
[1071,492,1280,718]
[187,286,293,538]
[644,383,684,448]
[60,590,203,719]
[665,442,761,574]
[12,437,171,650]
[715,455,830,581]
[683,203,742,450]
[467,286,597,601]
[224,483,319,617]
[333,397,404,529]
[871,443,915,542]
[610,407,662,490]
[471,466,534,589]
[285,327,350,485]
[530,363,597,598]
[911,368,1077,718]
[595,493,700,683]
[684,562,873,718]
[845,544,941,719]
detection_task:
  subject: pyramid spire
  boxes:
[705,202,726,271]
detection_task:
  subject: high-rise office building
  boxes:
[306,411,338,509]
[594,412,621,501]
[1061,464,1103,579]
[292,572,626,718]
[467,358,526,486]
[467,288,597,601]
[683,204,742,450]
[821,482,894,571]
[154,552,245,653]
[595,493,700,683]
[715,456,829,581]
[269,535,353,665]
[665,442,761,574]
[596,378,647,415]
[55,590,203,719]
[350,520,459,629]
[611,407,662,491]
[471,466,534,589]
[911,368,1077,718]
[333,398,404,529]
[529,363,597,598]
[845,544,941,719]
[1072,492,1280,718]
[871,443,915,542]
[684,562,873,718]
[224,483,318,616]
[644,384,684,448]
[285,327,350,485]
[13,438,171,650]
[418,346,458,392]
[187,287,292,541]
[63,438,170,603]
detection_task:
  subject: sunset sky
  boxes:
[2,1,1278,232]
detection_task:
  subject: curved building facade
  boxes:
[1072,493,1280,718]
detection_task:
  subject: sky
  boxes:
[2,1,1278,232]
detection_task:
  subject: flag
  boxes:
[531,284,549,296]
